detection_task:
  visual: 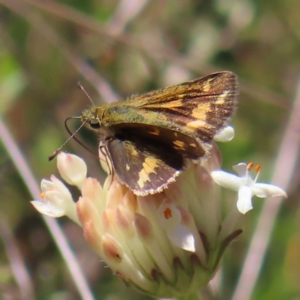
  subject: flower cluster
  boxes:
[32,129,286,298]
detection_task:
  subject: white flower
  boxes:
[214,126,235,142]
[33,149,243,298]
[157,199,196,252]
[57,152,87,189]
[211,162,287,214]
[31,175,79,224]
[31,153,88,224]
[33,148,287,297]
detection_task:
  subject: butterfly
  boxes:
[81,71,238,196]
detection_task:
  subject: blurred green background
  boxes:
[0,0,299,299]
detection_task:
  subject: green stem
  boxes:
[177,292,201,300]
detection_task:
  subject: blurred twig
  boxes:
[107,0,149,35]
[0,214,34,300]
[0,117,95,300]
[232,76,300,300]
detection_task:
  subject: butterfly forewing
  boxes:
[130,71,237,138]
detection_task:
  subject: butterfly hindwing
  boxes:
[106,131,184,195]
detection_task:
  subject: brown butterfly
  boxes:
[81,71,238,196]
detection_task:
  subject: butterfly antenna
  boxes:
[48,117,96,161]
[77,82,95,107]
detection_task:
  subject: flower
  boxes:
[31,152,88,224]
[31,175,80,224]
[213,125,235,142]
[32,149,244,298]
[211,162,287,214]
[57,152,87,189]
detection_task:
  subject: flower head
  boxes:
[32,131,288,298]
[32,149,244,298]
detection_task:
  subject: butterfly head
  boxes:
[81,107,103,131]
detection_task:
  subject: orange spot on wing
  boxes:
[137,157,160,188]
[191,103,211,120]
[173,140,185,149]
[148,128,160,136]
[187,120,207,129]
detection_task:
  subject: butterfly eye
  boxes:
[89,120,101,129]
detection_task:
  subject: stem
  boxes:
[177,292,201,300]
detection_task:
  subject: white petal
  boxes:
[167,224,196,252]
[50,176,72,198]
[31,200,65,217]
[237,185,253,214]
[214,126,235,142]
[57,152,87,188]
[41,179,54,191]
[98,147,110,174]
[45,190,66,207]
[211,170,242,191]
[158,200,181,230]
[157,201,196,251]
[232,163,247,177]
[252,183,287,198]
